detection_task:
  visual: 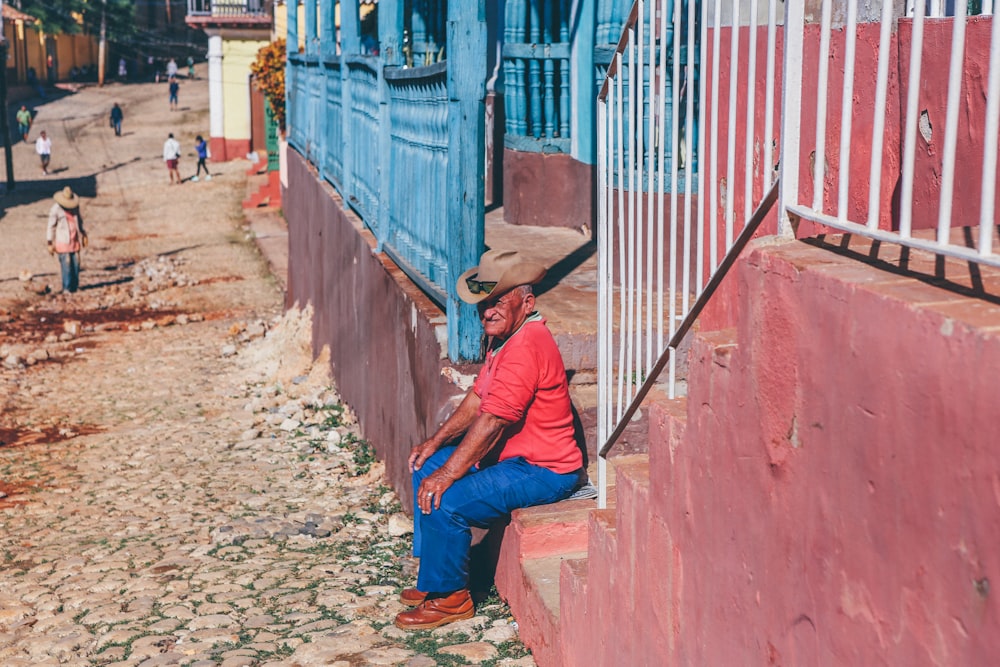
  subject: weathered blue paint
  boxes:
[385,63,450,302]
[286,0,487,361]
[502,1,581,154]
[572,0,596,164]
[320,0,336,58]
[322,58,343,187]
[348,57,381,228]
[447,0,488,361]
[303,0,316,57]
[378,0,404,257]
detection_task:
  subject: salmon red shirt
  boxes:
[473,314,582,474]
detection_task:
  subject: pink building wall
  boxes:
[703,17,997,332]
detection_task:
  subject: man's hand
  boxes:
[47,242,55,255]
[81,234,89,248]
[408,439,439,473]
[417,468,457,514]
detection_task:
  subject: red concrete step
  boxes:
[515,552,587,667]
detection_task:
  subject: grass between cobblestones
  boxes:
[60,396,535,665]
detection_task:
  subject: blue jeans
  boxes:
[58,252,80,293]
[412,445,581,593]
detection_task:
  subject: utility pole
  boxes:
[98,0,106,86]
[0,0,15,191]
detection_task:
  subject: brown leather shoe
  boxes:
[394,589,474,630]
[400,587,427,607]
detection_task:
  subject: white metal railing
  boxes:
[597,0,1000,508]
[596,0,785,508]
[782,1,1000,268]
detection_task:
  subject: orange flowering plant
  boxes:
[251,38,287,132]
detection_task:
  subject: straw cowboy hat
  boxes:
[53,186,79,209]
[456,249,546,304]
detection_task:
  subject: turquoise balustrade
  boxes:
[346,57,381,226]
[383,63,450,302]
[502,0,573,152]
[322,58,343,188]
[285,0,485,361]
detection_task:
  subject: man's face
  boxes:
[478,288,534,340]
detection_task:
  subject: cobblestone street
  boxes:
[0,73,534,666]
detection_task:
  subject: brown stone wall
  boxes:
[284,151,471,509]
[502,149,594,231]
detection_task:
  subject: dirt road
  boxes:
[0,75,533,665]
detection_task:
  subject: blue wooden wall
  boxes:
[287,0,486,362]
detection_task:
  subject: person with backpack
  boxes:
[46,186,88,294]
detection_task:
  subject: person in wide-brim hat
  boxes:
[395,247,587,634]
[47,186,87,294]
[53,186,79,209]
[456,249,546,304]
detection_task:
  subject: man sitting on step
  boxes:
[395,249,586,631]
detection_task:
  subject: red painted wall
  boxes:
[702,18,995,333]
[550,238,1000,667]
[898,16,1000,231]
[667,241,1000,665]
[284,151,471,507]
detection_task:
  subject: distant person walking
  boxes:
[166,58,178,79]
[163,133,182,184]
[193,135,211,181]
[35,130,51,175]
[168,77,179,111]
[110,103,123,136]
[187,55,195,79]
[15,105,31,142]
[46,186,88,294]
[118,57,127,80]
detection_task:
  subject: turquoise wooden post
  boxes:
[320,0,335,57]
[340,1,360,209]
[572,0,596,165]
[447,1,487,361]
[287,0,298,51]
[379,1,404,253]
[287,0,299,150]
[304,0,316,57]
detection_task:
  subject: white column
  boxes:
[208,34,224,146]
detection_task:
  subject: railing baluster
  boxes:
[543,0,555,138]
[710,0,721,271]
[836,0,858,222]
[725,0,740,249]
[980,0,1000,256]
[866,0,895,229]
[743,0,758,222]
[937,0,968,245]
[900,0,925,239]
[529,0,543,138]
[813,0,832,212]
[763,0,777,192]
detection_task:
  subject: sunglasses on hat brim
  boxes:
[465,278,498,295]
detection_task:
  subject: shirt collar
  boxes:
[490,311,542,354]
